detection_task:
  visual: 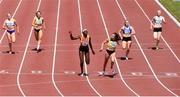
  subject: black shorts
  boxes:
[79,45,89,53]
[153,28,162,32]
[34,29,41,32]
[7,30,15,34]
[106,49,115,55]
[122,37,132,42]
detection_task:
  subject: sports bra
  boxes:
[107,40,117,51]
[153,16,165,27]
[34,17,43,25]
[80,35,90,46]
[5,19,15,27]
[121,26,132,34]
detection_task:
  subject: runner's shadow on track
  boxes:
[32,48,45,53]
[1,51,18,54]
[98,73,118,78]
[116,57,133,60]
[148,47,163,50]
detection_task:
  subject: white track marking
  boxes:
[0,0,23,43]
[116,0,178,96]
[134,0,180,63]
[78,0,102,96]
[155,0,180,28]
[16,0,42,96]
[97,0,139,96]
[51,0,64,96]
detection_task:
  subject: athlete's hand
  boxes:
[17,29,20,35]
[2,27,6,30]
[17,32,20,35]
[43,27,46,31]
[150,26,153,30]
[99,48,103,52]
[92,50,95,55]
[69,31,72,34]
[150,24,154,30]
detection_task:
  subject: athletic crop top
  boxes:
[5,18,15,27]
[107,41,117,51]
[153,16,165,27]
[121,26,132,34]
[80,35,90,46]
[34,17,43,25]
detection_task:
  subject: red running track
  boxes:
[0,0,179,96]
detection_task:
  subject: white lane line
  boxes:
[134,0,180,63]
[116,0,178,96]
[134,0,180,96]
[155,0,180,28]
[96,0,139,96]
[78,0,102,96]
[51,0,64,96]
[16,0,42,96]
[0,0,23,43]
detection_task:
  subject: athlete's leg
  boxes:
[37,30,43,50]
[126,41,132,59]
[79,51,84,75]
[103,52,110,72]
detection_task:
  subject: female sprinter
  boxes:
[99,33,121,76]
[3,13,19,54]
[119,20,135,60]
[151,10,166,50]
[32,11,46,52]
[69,29,95,76]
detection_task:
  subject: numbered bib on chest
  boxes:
[81,35,89,46]
[6,19,15,27]
[122,26,132,34]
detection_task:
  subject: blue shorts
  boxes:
[7,30,15,34]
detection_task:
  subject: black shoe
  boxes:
[37,49,42,53]
[98,71,105,76]
[32,48,37,51]
[125,57,129,60]
[8,51,15,54]
[83,73,88,76]
[155,47,159,50]
[78,73,84,76]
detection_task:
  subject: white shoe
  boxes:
[98,71,105,76]
[112,70,118,75]
[78,73,84,76]
[125,57,129,60]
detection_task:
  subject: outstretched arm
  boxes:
[131,27,135,35]
[42,18,46,30]
[2,20,7,30]
[99,39,108,52]
[14,20,19,34]
[89,37,95,54]
[69,31,80,40]
[163,17,166,24]
[118,28,123,40]
[32,17,36,27]
[151,17,155,30]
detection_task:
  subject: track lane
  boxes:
[18,0,60,96]
[133,0,180,95]
[117,0,179,96]
[80,0,136,96]
[0,0,40,96]
[96,0,175,96]
[136,0,180,61]
[0,0,21,41]
[54,0,97,96]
